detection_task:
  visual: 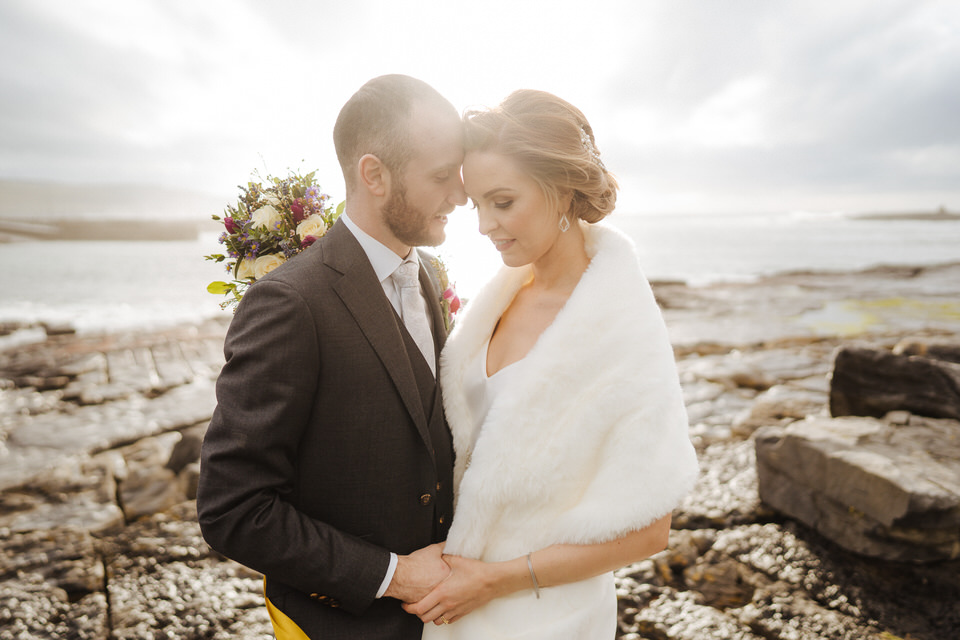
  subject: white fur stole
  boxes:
[439,223,699,561]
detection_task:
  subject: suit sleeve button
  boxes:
[420,493,433,506]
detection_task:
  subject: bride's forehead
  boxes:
[464,150,520,177]
[463,153,537,197]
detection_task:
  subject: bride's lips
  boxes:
[490,238,514,251]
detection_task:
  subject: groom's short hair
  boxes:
[334,74,455,188]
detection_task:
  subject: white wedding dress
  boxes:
[424,224,699,640]
[422,339,617,640]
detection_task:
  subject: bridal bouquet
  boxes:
[206,169,343,310]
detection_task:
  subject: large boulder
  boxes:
[829,346,960,420]
[755,415,960,562]
[893,338,960,364]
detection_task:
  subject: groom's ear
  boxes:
[358,154,390,198]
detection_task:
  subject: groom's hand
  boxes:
[384,542,451,603]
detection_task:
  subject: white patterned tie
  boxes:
[393,261,436,376]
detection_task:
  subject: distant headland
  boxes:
[0,217,203,241]
[0,178,226,242]
[848,206,959,221]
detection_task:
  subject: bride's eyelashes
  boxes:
[467,197,513,210]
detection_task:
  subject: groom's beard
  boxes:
[382,179,444,248]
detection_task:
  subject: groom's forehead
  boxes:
[406,110,464,167]
[407,101,461,140]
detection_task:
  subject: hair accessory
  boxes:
[580,126,605,170]
[526,552,541,599]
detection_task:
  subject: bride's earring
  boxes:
[559,215,570,233]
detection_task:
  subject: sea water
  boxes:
[1,211,958,334]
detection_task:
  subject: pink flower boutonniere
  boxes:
[431,257,461,332]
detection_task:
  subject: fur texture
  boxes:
[440,223,699,562]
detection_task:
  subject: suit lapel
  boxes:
[324,222,433,453]
[417,250,448,357]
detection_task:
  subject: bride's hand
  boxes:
[402,554,505,625]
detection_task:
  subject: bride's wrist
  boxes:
[494,556,537,597]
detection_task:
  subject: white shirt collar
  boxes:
[340,212,418,283]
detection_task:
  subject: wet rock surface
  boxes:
[1,264,958,639]
[756,414,960,562]
[830,345,960,419]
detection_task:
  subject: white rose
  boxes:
[297,214,328,239]
[261,193,282,206]
[253,254,286,279]
[249,204,282,230]
[236,258,257,280]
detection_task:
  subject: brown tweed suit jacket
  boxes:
[197,219,454,639]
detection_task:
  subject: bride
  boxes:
[404,89,700,639]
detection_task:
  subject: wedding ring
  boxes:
[440,615,450,625]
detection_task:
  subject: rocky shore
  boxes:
[2,262,959,639]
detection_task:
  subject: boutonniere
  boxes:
[431,257,461,332]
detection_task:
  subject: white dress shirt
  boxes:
[341,213,432,322]
[341,212,438,598]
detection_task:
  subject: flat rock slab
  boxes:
[755,416,960,562]
[117,432,189,522]
[678,348,829,391]
[733,382,829,436]
[0,452,124,533]
[0,377,216,491]
[657,262,960,347]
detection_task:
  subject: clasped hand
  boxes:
[401,551,501,626]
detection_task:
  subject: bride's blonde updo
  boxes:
[462,89,618,223]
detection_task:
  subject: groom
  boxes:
[197,74,466,639]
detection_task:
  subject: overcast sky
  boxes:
[1,0,958,215]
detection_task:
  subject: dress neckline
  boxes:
[483,336,522,380]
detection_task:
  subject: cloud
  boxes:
[0,0,958,215]
[597,0,960,211]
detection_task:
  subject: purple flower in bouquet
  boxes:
[205,169,344,310]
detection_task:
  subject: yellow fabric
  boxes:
[264,577,311,640]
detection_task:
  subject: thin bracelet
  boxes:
[526,552,541,599]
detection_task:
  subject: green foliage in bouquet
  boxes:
[205,169,343,310]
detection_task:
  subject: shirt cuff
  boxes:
[376,553,398,599]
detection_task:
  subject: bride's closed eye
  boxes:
[467,198,513,210]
